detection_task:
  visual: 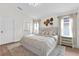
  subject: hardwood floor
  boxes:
[65,47,79,56]
[0,42,79,56]
[0,46,11,56]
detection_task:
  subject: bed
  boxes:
[21,27,58,56]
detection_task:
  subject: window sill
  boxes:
[61,35,73,38]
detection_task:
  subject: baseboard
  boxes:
[0,40,20,46]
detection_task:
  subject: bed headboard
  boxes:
[39,27,58,37]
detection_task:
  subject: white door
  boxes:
[0,17,3,44]
[0,17,14,45]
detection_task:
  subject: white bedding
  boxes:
[21,34,58,56]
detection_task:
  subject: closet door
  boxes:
[0,17,14,45]
[0,17,3,45]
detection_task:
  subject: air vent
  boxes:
[17,6,23,11]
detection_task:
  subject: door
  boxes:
[0,17,14,45]
[0,17,3,44]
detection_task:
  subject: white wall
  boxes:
[23,18,33,36]
[77,11,79,48]
[14,17,24,42]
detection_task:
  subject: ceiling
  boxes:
[16,3,79,18]
[0,3,79,18]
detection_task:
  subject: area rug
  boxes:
[7,45,65,56]
[8,45,37,56]
[48,45,65,56]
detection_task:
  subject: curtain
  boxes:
[32,19,40,34]
[58,13,77,48]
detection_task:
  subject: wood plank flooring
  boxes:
[0,42,79,56]
[0,45,11,56]
[65,47,79,56]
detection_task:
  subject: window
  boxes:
[24,20,40,34]
[23,22,32,34]
[33,21,39,34]
[61,16,73,37]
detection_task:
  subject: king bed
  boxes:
[21,27,58,56]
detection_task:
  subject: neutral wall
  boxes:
[23,18,33,36]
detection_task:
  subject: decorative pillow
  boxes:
[39,27,58,37]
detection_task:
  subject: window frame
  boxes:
[60,16,73,38]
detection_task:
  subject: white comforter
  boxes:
[21,34,58,56]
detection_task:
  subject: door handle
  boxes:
[1,30,3,33]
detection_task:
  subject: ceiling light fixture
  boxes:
[28,3,40,7]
